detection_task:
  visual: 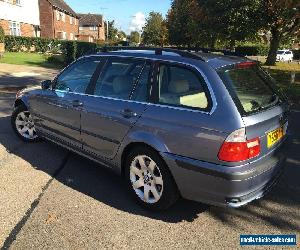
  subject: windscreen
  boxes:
[218,64,283,115]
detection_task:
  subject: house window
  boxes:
[61,13,65,22]
[75,19,77,25]
[9,21,21,36]
[56,10,60,20]
[70,33,74,40]
[56,31,67,40]
[70,16,73,25]
[89,26,97,31]
[89,36,94,43]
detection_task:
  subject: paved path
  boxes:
[0,63,59,91]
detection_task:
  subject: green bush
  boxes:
[0,26,4,43]
[4,36,97,65]
[61,41,97,65]
[46,54,64,65]
[235,45,269,56]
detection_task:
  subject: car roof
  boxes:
[86,49,251,69]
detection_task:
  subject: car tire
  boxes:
[125,146,179,211]
[11,105,40,142]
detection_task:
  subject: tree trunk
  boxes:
[209,36,216,49]
[229,39,235,51]
[265,28,281,66]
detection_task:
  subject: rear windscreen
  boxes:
[218,65,284,115]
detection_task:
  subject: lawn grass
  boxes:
[0,52,64,69]
[262,62,300,104]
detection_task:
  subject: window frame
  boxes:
[51,57,104,95]
[9,21,21,36]
[89,56,153,102]
[152,61,213,113]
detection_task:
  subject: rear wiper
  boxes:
[250,100,262,111]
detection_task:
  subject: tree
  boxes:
[130,31,140,44]
[167,0,205,47]
[142,12,168,46]
[106,20,119,41]
[261,1,300,65]
[118,30,127,41]
[198,0,263,49]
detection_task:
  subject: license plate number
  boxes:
[267,127,284,148]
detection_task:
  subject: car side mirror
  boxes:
[41,80,52,90]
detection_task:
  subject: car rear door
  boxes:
[218,63,289,160]
[29,57,102,149]
[80,57,152,159]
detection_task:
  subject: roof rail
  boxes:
[86,46,245,59]
[96,46,206,61]
[165,46,245,57]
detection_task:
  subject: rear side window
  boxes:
[218,64,281,115]
[158,64,210,111]
[93,58,146,100]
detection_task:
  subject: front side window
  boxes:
[55,59,100,94]
[158,64,210,110]
[93,58,147,100]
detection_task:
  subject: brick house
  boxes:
[78,13,105,43]
[39,0,79,40]
[0,0,41,37]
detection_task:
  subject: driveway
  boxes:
[0,63,59,92]
[0,69,299,249]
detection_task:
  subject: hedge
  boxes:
[235,45,269,56]
[4,36,97,65]
[0,26,4,43]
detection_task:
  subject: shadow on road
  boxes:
[0,109,299,225]
[0,71,57,90]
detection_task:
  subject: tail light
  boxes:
[218,128,260,162]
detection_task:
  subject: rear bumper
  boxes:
[162,138,289,207]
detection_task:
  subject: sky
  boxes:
[65,0,171,34]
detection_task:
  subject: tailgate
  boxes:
[242,103,289,156]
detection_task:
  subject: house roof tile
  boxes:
[48,0,77,17]
[78,13,103,26]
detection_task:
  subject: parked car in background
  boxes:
[11,48,289,210]
[276,50,293,62]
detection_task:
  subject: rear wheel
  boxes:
[11,105,39,142]
[125,147,179,210]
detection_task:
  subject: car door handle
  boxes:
[72,100,83,107]
[120,109,138,118]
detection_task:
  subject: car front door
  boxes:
[80,57,152,160]
[29,57,102,149]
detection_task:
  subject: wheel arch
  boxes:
[119,131,170,177]
[14,97,28,109]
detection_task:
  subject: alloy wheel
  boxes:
[129,155,164,204]
[15,111,38,140]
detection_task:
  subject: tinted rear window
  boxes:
[218,65,283,115]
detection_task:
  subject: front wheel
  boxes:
[125,147,179,211]
[11,105,39,142]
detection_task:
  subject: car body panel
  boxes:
[80,94,149,160]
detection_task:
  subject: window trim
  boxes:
[153,61,213,113]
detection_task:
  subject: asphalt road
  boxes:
[0,92,299,250]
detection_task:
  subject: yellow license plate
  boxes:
[267,127,284,148]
